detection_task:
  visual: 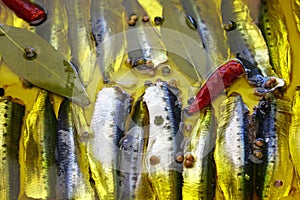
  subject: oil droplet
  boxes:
[130,14,139,21]
[154,116,164,125]
[274,180,283,187]
[184,159,194,168]
[154,16,164,25]
[184,124,193,132]
[23,47,37,60]
[245,174,251,181]
[128,19,136,26]
[255,138,264,147]
[223,21,237,31]
[168,78,178,88]
[161,65,171,76]
[185,15,197,30]
[185,153,195,162]
[149,155,160,165]
[142,15,149,22]
[253,150,263,159]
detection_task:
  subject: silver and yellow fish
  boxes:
[254,94,293,199]
[182,107,216,200]
[221,0,275,77]
[89,87,132,199]
[64,0,97,87]
[91,0,126,83]
[290,87,300,188]
[214,93,253,200]
[119,97,155,200]
[56,99,95,199]
[143,81,183,200]
[0,98,25,200]
[23,90,58,199]
[260,0,291,86]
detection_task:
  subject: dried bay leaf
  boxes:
[0,24,89,106]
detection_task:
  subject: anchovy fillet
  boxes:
[0,98,24,200]
[89,87,132,199]
[182,107,216,200]
[23,90,57,199]
[255,95,293,199]
[214,93,253,200]
[143,82,183,200]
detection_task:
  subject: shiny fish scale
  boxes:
[289,87,300,187]
[255,96,293,199]
[181,0,230,67]
[182,107,216,200]
[56,99,94,199]
[260,0,291,86]
[89,87,132,199]
[292,0,300,32]
[64,0,96,87]
[221,0,275,77]
[119,98,155,200]
[0,98,24,200]
[214,94,253,200]
[23,90,57,199]
[143,82,183,200]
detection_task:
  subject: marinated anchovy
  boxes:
[0,98,25,200]
[143,81,183,200]
[292,0,300,32]
[64,0,97,87]
[255,95,293,199]
[56,99,94,199]
[214,93,253,200]
[182,107,216,200]
[221,0,275,77]
[91,0,126,83]
[260,0,291,86]
[33,0,71,60]
[119,98,155,200]
[89,87,132,199]
[181,0,230,67]
[123,0,168,70]
[290,87,300,186]
[23,90,57,199]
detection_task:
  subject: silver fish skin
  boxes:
[89,87,132,199]
[91,0,126,83]
[143,81,183,200]
[0,98,25,200]
[56,99,95,199]
[63,0,97,87]
[182,107,216,200]
[214,93,253,200]
[23,90,58,199]
[254,95,293,199]
[221,0,275,77]
[181,0,230,68]
[119,98,155,200]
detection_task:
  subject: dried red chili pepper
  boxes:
[2,0,47,25]
[188,59,245,114]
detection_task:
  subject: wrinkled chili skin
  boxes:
[188,59,245,113]
[2,0,47,25]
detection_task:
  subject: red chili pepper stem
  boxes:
[2,0,47,26]
[188,59,245,114]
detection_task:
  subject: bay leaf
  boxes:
[0,24,89,106]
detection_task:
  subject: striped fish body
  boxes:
[259,0,291,86]
[214,93,253,200]
[143,82,183,200]
[89,87,132,199]
[221,0,275,77]
[182,107,216,200]
[181,0,230,67]
[56,99,94,199]
[91,0,126,83]
[290,87,300,187]
[0,98,25,200]
[63,0,96,86]
[255,95,293,199]
[23,90,58,199]
[119,98,155,200]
